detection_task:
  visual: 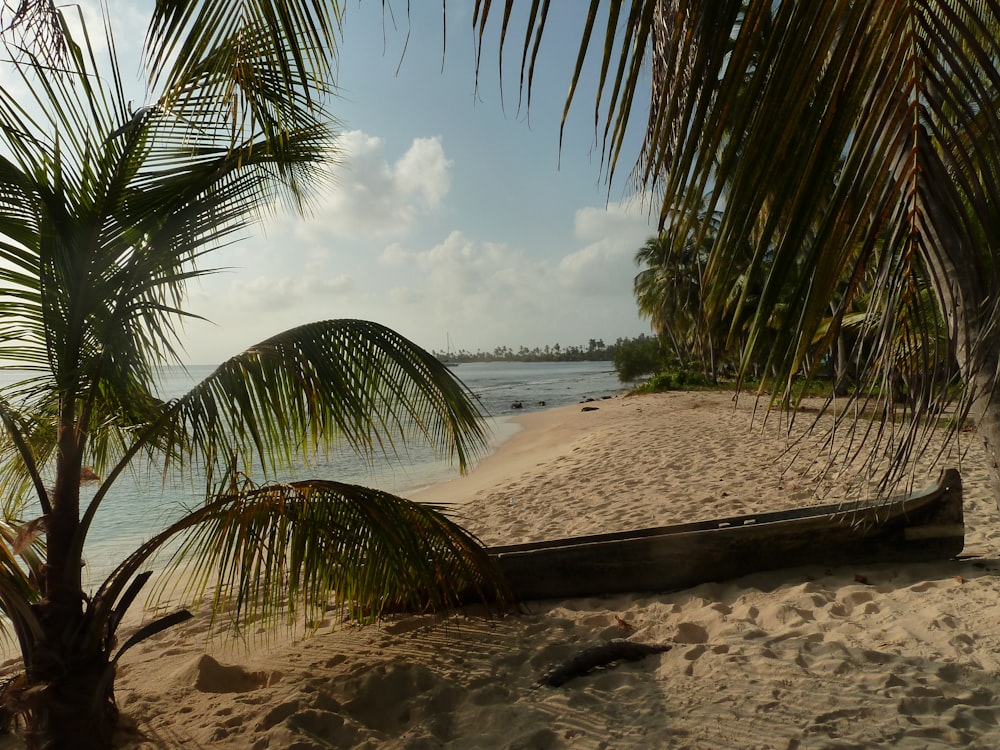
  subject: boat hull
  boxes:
[488,469,964,600]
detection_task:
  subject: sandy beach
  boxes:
[13,390,1000,748]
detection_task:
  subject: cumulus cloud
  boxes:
[557,199,656,293]
[574,196,655,242]
[379,243,411,267]
[415,231,539,300]
[373,202,653,349]
[229,274,354,311]
[394,137,451,206]
[304,131,453,239]
[182,197,653,363]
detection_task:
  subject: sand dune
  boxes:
[7,390,1000,748]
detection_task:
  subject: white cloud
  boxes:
[301,131,453,239]
[379,243,411,267]
[574,196,655,242]
[395,137,451,206]
[181,198,653,363]
[369,202,652,349]
[557,198,656,293]
[229,274,354,311]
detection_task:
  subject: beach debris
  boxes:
[538,639,672,687]
[615,615,636,633]
[12,517,46,555]
[854,574,870,585]
[0,672,24,734]
[581,406,599,412]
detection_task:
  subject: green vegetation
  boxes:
[433,339,614,363]
[611,335,663,381]
[0,4,509,747]
[468,1,999,495]
[2,0,998,744]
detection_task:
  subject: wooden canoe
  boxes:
[487,468,964,601]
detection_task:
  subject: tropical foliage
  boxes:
[634,233,710,371]
[432,339,614,363]
[470,0,1000,496]
[0,2,509,747]
[611,333,664,381]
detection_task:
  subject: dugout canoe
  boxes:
[487,468,964,601]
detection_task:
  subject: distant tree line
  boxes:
[432,339,615,363]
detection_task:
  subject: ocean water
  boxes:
[37,360,624,586]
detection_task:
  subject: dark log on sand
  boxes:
[539,639,672,687]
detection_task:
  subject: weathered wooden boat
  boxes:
[488,468,964,601]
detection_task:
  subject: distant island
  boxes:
[433,338,615,363]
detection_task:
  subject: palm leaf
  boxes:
[90,478,511,644]
[145,0,342,147]
[473,0,1000,490]
[73,320,488,559]
[167,479,510,627]
[161,319,489,481]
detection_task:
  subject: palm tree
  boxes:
[0,3,510,747]
[633,198,738,381]
[634,233,697,368]
[469,1,1000,497]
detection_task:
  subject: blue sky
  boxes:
[95,2,658,364]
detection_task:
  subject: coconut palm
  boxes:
[470,1,1000,496]
[633,197,762,382]
[634,233,695,366]
[0,3,510,747]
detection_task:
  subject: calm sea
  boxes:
[40,360,624,585]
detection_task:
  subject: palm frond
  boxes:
[91,477,511,644]
[72,320,488,560]
[145,0,342,143]
[0,4,337,412]
[166,478,510,628]
[475,0,1000,489]
[0,391,52,515]
[162,319,489,484]
[0,1,65,66]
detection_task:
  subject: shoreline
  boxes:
[408,396,620,507]
[14,389,1000,749]
[415,389,987,548]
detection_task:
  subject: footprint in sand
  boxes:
[172,655,279,694]
[929,614,960,630]
[949,632,976,654]
[674,621,708,644]
[837,587,879,615]
[255,701,300,731]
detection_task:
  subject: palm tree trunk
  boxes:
[45,424,83,602]
[968,373,1000,513]
[19,427,117,747]
[21,643,117,750]
[919,238,1000,511]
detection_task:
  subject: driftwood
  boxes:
[538,639,673,687]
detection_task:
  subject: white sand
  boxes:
[8,390,1000,748]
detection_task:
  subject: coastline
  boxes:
[408,397,616,507]
[416,389,988,548]
[14,389,1000,749]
